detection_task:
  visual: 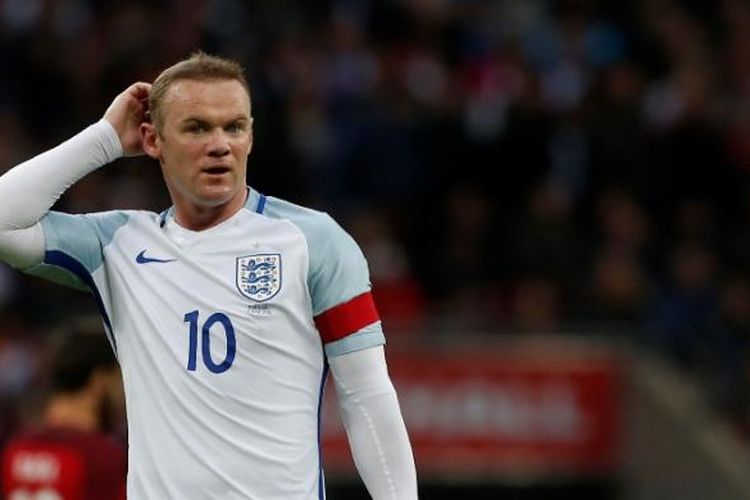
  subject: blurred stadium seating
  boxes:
[2,0,750,498]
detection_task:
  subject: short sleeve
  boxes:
[304,214,367,313]
[23,210,129,290]
[259,195,387,357]
[303,213,386,357]
[250,194,388,356]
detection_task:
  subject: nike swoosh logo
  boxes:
[136,250,176,264]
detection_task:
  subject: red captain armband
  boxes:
[314,292,380,344]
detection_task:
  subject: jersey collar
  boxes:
[159,187,265,229]
[245,186,267,214]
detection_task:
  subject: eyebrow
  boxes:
[181,115,249,125]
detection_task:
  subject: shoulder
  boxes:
[261,196,338,232]
[45,209,158,235]
[259,196,355,251]
[83,209,158,226]
[40,209,160,270]
[257,197,373,315]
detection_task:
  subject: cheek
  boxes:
[167,142,203,165]
[235,139,252,157]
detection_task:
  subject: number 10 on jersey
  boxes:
[183,310,236,373]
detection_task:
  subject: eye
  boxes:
[185,122,207,133]
[226,122,245,133]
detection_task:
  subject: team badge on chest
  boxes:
[236,253,282,302]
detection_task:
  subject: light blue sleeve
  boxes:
[23,210,129,290]
[303,212,371,316]
[261,198,386,357]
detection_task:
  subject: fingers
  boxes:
[129,83,151,108]
[127,82,152,99]
[123,82,151,120]
[126,82,152,124]
[103,82,154,154]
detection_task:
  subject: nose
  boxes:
[207,129,231,157]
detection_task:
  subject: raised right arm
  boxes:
[0,83,150,269]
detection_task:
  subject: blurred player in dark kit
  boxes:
[1,320,126,500]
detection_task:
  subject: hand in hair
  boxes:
[103,82,152,157]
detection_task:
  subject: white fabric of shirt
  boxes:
[0,120,417,499]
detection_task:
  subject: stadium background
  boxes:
[2,0,750,498]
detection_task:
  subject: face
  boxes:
[142,78,253,216]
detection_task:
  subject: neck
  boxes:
[173,189,248,231]
[44,393,100,433]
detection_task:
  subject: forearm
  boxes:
[0,120,121,267]
[330,346,418,499]
[0,119,121,230]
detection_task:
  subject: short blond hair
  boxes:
[149,51,250,131]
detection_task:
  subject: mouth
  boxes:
[201,165,232,175]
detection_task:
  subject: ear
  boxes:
[140,122,160,159]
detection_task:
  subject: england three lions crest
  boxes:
[236,254,282,302]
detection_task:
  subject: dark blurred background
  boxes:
[3,0,750,498]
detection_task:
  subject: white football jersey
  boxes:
[24,188,385,499]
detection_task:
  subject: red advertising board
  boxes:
[321,339,622,480]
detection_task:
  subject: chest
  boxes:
[103,218,321,382]
[104,217,313,325]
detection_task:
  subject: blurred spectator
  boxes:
[347,208,426,333]
[596,189,650,256]
[577,189,653,325]
[509,181,581,288]
[510,275,562,335]
[644,243,719,370]
[585,62,649,195]
[1,318,125,500]
[585,248,651,324]
[0,310,42,446]
[420,186,498,322]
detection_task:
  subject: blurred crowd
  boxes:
[2,0,750,443]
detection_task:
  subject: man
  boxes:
[0,53,417,498]
[1,319,126,500]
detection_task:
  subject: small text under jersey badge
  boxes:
[236,254,282,302]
